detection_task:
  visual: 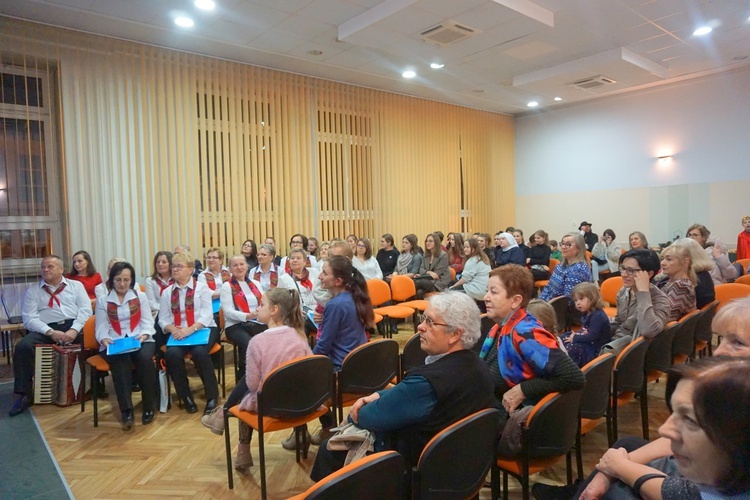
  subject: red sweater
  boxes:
[66,273,103,299]
[737,231,750,260]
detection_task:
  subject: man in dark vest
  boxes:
[310,291,495,481]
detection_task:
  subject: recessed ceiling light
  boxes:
[471,89,484,94]
[308,50,323,56]
[527,101,539,108]
[733,56,748,61]
[693,26,712,36]
[430,63,444,69]
[194,0,215,10]
[175,17,194,27]
[402,70,416,79]
[554,97,562,101]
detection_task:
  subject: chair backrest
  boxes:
[414,408,500,499]
[218,308,225,330]
[524,390,583,459]
[82,316,98,350]
[644,322,677,375]
[366,279,393,308]
[299,451,404,500]
[715,283,750,310]
[339,339,400,395]
[450,268,457,281]
[671,309,700,363]
[401,333,426,375]
[390,275,417,302]
[548,295,572,333]
[257,355,333,420]
[734,274,750,286]
[694,300,719,343]
[735,259,750,274]
[613,337,648,393]
[600,276,623,306]
[548,258,560,275]
[580,353,615,420]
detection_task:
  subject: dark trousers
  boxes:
[102,342,157,413]
[224,322,267,377]
[164,327,220,401]
[414,278,437,299]
[223,377,247,410]
[153,320,167,352]
[13,320,78,396]
[310,437,348,482]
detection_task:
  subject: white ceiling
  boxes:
[2,0,750,114]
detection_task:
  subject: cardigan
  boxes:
[418,251,452,291]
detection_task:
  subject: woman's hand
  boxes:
[100,338,114,346]
[349,392,380,423]
[633,270,651,292]
[427,271,438,280]
[171,326,193,340]
[710,245,723,259]
[502,385,525,414]
[313,310,323,323]
[579,472,613,500]
[139,334,150,342]
[245,310,257,321]
[596,447,630,477]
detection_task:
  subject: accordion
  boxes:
[34,344,88,406]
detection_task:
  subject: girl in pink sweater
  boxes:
[201,287,311,470]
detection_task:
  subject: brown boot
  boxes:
[234,444,253,470]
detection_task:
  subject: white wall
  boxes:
[514,66,750,248]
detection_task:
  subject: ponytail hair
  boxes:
[327,255,375,328]
[264,287,305,334]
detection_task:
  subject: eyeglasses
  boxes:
[206,256,219,260]
[560,242,575,248]
[618,266,643,276]
[171,265,187,270]
[419,314,451,329]
[291,240,304,244]
[356,244,366,248]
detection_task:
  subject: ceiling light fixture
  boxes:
[175,17,194,27]
[194,0,216,10]
[527,101,539,108]
[430,63,444,69]
[402,70,416,79]
[308,50,323,56]
[554,97,562,101]
[693,26,712,36]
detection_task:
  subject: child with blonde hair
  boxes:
[526,299,567,353]
[560,282,611,367]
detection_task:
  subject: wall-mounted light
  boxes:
[657,154,673,162]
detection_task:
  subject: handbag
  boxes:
[158,359,171,413]
[326,421,375,466]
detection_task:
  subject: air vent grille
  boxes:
[570,76,616,90]
[420,20,480,46]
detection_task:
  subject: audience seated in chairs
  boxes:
[686,224,737,285]
[539,232,593,302]
[494,232,526,269]
[309,291,495,483]
[591,229,623,280]
[655,239,698,322]
[527,230,552,281]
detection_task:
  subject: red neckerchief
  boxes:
[294,267,313,290]
[254,265,278,288]
[156,276,174,294]
[170,279,196,327]
[204,268,231,290]
[107,293,141,336]
[230,277,262,313]
[43,282,67,308]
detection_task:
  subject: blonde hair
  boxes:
[264,288,305,337]
[527,299,559,335]
[171,252,194,268]
[661,239,700,285]
[561,232,587,265]
[571,282,604,311]
[205,247,224,261]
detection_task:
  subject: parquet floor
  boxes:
[21,328,671,500]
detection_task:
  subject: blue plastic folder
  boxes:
[167,327,210,347]
[106,336,141,356]
[212,298,221,313]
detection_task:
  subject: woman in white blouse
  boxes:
[352,238,383,280]
[220,255,267,377]
[159,252,219,415]
[95,261,156,430]
[249,244,283,292]
[144,251,174,349]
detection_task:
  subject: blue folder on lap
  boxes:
[107,336,141,356]
[167,327,210,347]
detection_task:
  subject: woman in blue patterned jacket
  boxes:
[539,232,592,301]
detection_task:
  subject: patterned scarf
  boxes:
[44,282,67,308]
[204,268,231,290]
[107,295,141,336]
[294,267,313,290]
[254,265,279,288]
[156,277,174,294]
[230,277,263,313]
[170,280,196,327]
[478,323,500,360]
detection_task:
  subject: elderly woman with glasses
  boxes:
[539,232,593,301]
[280,234,317,274]
[310,291,495,480]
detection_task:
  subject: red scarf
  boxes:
[254,265,279,288]
[43,282,67,308]
[295,267,313,290]
[230,277,262,313]
[107,295,141,336]
[170,280,196,327]
[204,268,231,290]
[156,276,174,294]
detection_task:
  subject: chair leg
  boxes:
[490,465,500,500]
[502,472,509,500]
[92,365,99,427]
[80,359,86,413]
[575,431,583,481]
[566,450,573,484]
[640,381,650,441]
[219,347,226,398]
[611,397,618,444]
[224,410,233,489]
[259,427,267,500]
